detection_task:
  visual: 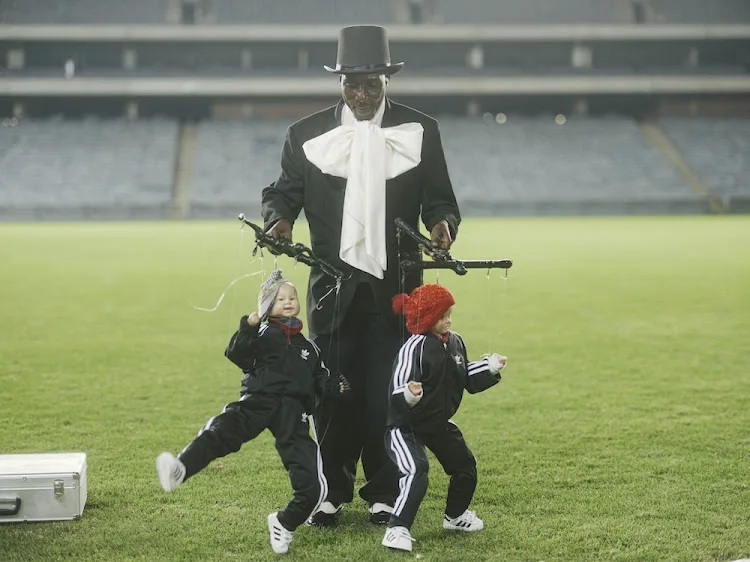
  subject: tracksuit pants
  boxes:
[313,283,404,507]
[386,422,478,529]
[177,393,326,531]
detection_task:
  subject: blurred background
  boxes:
[0,0,749,220]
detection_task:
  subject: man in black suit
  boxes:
[261,25,461,526]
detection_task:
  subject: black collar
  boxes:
[333,98,394,126]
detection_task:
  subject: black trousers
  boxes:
[177,393,326,531]
[386,422,478,529]
[313,283,403,507]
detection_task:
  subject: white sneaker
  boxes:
[443,509,484,531]
[381,526,414,552]
[268,512,293,554]
[156,452,186,492]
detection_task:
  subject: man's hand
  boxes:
[431,220,452,250]
[246,312,261,326]
[266,219,293,254]
[421,220,452,257]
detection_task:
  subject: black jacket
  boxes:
[224,316,338,413]
[387,332,500,433]
[261,99,461,337]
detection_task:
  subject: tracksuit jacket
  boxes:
[226,316,340,413]
[387,331,500,432]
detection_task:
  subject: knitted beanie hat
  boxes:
[258,269,292,320]
[392,283,455,335]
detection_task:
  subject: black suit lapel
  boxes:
[381,98,398,128]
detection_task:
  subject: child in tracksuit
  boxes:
[156,270,349,555]
[382,283,507,552]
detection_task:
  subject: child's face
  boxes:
[269,283,300,319]
[430,306,453,336]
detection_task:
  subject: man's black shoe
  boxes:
[307,502,342,527]
[368,502,393,524]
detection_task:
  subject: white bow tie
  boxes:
[302,107,423,278]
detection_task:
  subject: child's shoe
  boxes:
[268,512,293,554]
[381,526,414,552]
[156,452,186,492]
[443,509,484,531]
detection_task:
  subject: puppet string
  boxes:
[315,280,342,311]
[485,268,510,355]
[486,269,492,355]
[229,222,247,321]
[191,270,264,313]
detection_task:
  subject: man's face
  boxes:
[341,73,385,121]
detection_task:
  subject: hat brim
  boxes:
[324,62,404,76]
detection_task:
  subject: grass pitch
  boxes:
[1,216,749,561]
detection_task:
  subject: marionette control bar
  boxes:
[237,214,346,281]
[402,259,513,272]
[395,218,513,275]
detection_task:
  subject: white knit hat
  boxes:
[258,269,292,320]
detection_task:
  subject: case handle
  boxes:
[0,497,21,516]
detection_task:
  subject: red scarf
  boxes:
[431,332,449,344]
[270,317,304,338]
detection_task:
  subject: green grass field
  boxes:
[1,217,749,562]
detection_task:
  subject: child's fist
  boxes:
[407,381,423,397]
[246,312,261,326]
[488,353,508,375]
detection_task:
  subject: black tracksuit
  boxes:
[386,331,500,529]
[177,316,341,531]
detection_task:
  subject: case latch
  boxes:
[53,480,65,499]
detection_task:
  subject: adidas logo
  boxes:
[301,413,308,423]
[454,354,462,365]
[300,349,310,360]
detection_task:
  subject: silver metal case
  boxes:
[0,453,88,523]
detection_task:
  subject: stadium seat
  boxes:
[660,117,750,201]
[0,0,166,24]
[438,115,700,214]
[0,118,178,219]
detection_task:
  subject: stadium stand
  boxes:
[215,0,393,24]
[185,116,709,218]
[0,0,747,218]
[0,0,167,24]
[190,118,287,218]
[649,0,750,23]
[660,117,750,203]
[438,116,705,215]
[1,0,749,25]
[435,0,631,24]
[0,118,178,220]
[2,114,741,219]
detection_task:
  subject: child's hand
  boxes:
[407,381,423,397]
[488,353,508,375]
[246,312,261,326]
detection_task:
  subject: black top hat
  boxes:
[324,25,404,75]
